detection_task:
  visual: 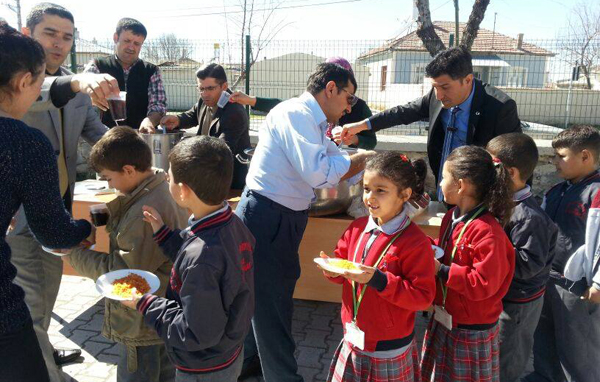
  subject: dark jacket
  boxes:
[177,91,250,189]
[253,96,377,149]
[543,171,600,275]
[504,194,558,302]
[137,206,255,374]
[95,56,157,129]
[0,116,91,335]
[368,79,521,183]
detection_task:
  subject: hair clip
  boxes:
[399,154,409,163]
[492,157,502,167]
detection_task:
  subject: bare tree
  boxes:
[144,33,194,65]
[560,0,600,89]
[225,0,293,88]
[414,0,491,57]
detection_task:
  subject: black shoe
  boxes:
[53,348,82,366]
[238,356,262,381]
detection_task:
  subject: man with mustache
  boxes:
[85,18,166,133]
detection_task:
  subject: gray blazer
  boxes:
[11,68,108,236]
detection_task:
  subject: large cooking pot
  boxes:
[237,148,363,217]
[141,131,184,172]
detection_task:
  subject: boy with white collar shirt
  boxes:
[487,133,558,382]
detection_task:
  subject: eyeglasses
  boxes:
[197,85,220,93]
[340,87,358,107]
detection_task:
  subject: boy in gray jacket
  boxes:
[66,127,188,382]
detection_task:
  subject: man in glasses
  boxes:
[160,63,250,189]
[235,63,375,382]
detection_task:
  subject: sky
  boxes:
[0,0,578,43]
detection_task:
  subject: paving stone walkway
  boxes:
[50,275,532,382]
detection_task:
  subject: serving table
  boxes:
[67,180,445,303]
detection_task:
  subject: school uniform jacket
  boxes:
[503,191,558,302]
[137,206,255,374]
[434,209,515,326]
[327,217,436,352]
[543,171,600,276]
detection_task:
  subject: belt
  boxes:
[246,189,308,215]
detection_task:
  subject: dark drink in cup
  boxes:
[108,91,127,123]
[90,203,109,227]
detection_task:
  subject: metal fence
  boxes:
[70,35,600,139]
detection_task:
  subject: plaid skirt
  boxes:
[327,339,421,382]
[420,319,500,382]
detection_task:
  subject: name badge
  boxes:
[345,321,365,350]
[434,305,453,330]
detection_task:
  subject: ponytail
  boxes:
[485,159,514,226]
[446,146,514,226]
[365,152,428,200]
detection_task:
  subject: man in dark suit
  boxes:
[160,63,250,190]
[339,46,521,199]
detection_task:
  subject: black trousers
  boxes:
[0,318,49,382]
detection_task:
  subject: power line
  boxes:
[150,0,365,18]
[141,0,320,14]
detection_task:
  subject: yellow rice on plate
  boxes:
[112,273,150,298]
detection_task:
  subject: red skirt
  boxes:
[420,319,500,382]
[327,339,421,382]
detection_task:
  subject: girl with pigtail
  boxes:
[421,145,516,382]
[319,151,436,382]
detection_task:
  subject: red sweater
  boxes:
[327,217,436,352]
[434,209,515,326]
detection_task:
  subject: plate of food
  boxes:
[314,257,364,275]
[96,269,159,301]
[432,245,445,259]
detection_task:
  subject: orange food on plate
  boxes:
[112,273,150,298]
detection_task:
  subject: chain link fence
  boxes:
[70,34,600,140]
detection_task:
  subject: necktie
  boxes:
[437,107,460,201]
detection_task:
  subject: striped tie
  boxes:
[437,107,460,201]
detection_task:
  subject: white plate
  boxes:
[96,269,160,301]
[432,245,445,259]
[41,246,68,257]
[313,258,364,275]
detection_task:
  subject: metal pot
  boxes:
[141,131,184,172]
[237,148,363,217]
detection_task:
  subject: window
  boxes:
[508,66,527,87]
[410,63,427,84]
[381,65,387,91]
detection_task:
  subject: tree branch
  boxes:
[415,0,446,57]
[461,0,491,50]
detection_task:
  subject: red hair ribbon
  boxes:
[399,154,409,163]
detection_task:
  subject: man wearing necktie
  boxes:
[339,46,521,200]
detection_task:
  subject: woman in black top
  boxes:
[0,22,93,382]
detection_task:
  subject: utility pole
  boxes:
[453,0,459,46]
[491,12,497,49]
[3,0,22,30]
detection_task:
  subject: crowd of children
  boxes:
[57,125,600,382]
[67,124,598,382]
[317,125,600,382]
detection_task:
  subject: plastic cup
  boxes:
[108,91,127,123]
[90,203,109,227]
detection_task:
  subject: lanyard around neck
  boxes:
[440,206,485,307]
[351,227,405,322]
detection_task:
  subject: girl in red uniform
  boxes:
[421,145,516,382]
[320,151,436,382]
